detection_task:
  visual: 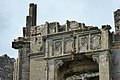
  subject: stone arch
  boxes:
[56,55,99,80]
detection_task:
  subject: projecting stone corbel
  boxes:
[92,54,99,63]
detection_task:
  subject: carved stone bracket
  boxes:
[55,60,63,69]
[92,54,99,63]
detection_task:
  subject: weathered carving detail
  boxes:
[31,36,43,53]
[79,36,88,52]
[66,75,81,80]
[65,38,74,54]
[92,54,99,63]
[49,23,56,33]
[67,21,86,31]
[55,60,63,69]
[90,34,101,50]
[65,72,99,80]
[54,40,62,56]
[69,21,80,30]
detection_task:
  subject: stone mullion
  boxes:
[88,34,91,51]
[48,59,55,80]
[62,37,65,55]
[45,40,49,58]
[76,35,79,53]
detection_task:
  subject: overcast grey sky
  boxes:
[0,0,119,58]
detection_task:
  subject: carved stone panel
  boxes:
[53,40,62,56]
[90,34,101,50]
[65,38,74,54]
[79,36,89,52]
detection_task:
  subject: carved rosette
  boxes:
[79,36,88,52]
[53,40,62,56]
[90,34,101,50]
[65,38,74,54]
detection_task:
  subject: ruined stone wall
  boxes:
[12,37,30,80]
[12,3,37,80]
[0,54,15,80]
[114,9,120,34]
[111,49,120,80]
[19,47,30,80]
[12,3,120,80]
[29,19,112,80]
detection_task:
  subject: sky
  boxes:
[0,0,119,58]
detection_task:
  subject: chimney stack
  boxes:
[29,3,37,26]
[26,3,37,27]
[24,3,37,37]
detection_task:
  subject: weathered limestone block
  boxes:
[45,22,60,34]
[30,57,47,80]
[31,36,43,53]
[101,25,111,49]
[66,20,86,31]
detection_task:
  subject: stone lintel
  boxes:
[44,49,110,61]
[29,52,45,59]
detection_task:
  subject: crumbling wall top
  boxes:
[31,20,101,37]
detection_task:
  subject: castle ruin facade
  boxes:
[12,3,120,80]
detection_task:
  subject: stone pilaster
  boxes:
[101,25,111,49]
[18,46,30,80]
[62,37,65,55]
[47,59,55,80]
[12,37,30,80]
[29,3,37,26]
[99,51,111,80]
